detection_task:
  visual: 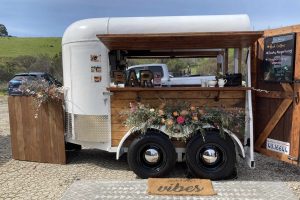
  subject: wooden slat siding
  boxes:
[111,91,246,100]
[126,51,219,58]
[111,90,246,147]
[97,31,263,50]
[263,24,300,37]
[8,96,19,159]
[55,101,66,163]
[42,101,51,163]
[256,147,297,165]
[252,25,300,164]
[281,83,293,93]
[254,99,293,149]
[255,91,293,99]
[22,97,32,161]
[289,32,300,160]
[15,97,25,160]
[48,101,56,163]
[111,99,245,110]
[28,97,40,162]
[8,96,66,164]
[108,87,251,92]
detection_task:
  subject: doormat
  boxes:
[147,178,217,196]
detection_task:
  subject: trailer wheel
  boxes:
[186,131,236,180]
[127,133,176,179]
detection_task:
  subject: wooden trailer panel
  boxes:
[109,87,247,147]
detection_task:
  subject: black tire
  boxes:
[127,133,176,179]
[186,131,236,180]
[65,142,82,151]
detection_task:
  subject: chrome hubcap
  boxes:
[144,148,160,163]
[202,148,218,164]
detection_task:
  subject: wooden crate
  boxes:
[8,96,66,164]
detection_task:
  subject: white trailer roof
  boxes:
[62,15,251,45]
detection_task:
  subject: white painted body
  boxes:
[62,15,254,167]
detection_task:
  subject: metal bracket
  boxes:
[103,91,114,96]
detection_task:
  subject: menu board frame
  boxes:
[262,33,296,83]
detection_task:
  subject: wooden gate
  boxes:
[252,25,300,165]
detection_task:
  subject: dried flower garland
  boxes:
[20,79,63,118]
[122,101,245,140]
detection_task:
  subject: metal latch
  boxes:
[103,92,114,96]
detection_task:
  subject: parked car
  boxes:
[8,72,62,96]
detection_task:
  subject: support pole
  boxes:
[224,48,229,73]
[234,48,239,73]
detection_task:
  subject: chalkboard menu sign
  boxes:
[263,33,296,82]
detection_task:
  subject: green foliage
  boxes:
[122,101,245,140]
[0,24,8,36]
[0,53,63,83]
[20,79,63,118]
[0,37,63,84]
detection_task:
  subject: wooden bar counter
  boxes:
[108,86,249,147]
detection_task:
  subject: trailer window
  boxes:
[129,66,164,79]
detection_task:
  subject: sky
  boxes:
[1,0,300,37]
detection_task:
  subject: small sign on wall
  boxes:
[90,54,102,83]
[266,138,290,155]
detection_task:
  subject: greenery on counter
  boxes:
[122,101,245,140]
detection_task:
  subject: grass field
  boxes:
[0,37,61,59]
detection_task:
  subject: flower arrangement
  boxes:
[122,101,245,140]
[20,79,63,118]
[215,71,226,80]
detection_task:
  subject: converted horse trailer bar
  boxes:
[62,15,263,179]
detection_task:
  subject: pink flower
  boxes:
[177,116,185,124]
[129,102,137,113]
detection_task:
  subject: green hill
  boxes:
[0,37,61,60]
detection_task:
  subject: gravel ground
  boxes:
[0,96,299,199]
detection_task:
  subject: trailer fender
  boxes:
[116,128,170,160]
[224,128,245,158]
[116,128,135,160]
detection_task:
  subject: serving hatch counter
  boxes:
[108,86,249,147]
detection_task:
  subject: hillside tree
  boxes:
[0,24,8,36]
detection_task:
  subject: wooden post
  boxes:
[289,33,300,162]
[234,48,239,73]
[224,49,229,73]
[238,48,242,73]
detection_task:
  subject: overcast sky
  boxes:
[1,0,300,37]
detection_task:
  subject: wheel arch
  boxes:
[116,127,169,160]
[223,128,245,158]
[199,127,245,159]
